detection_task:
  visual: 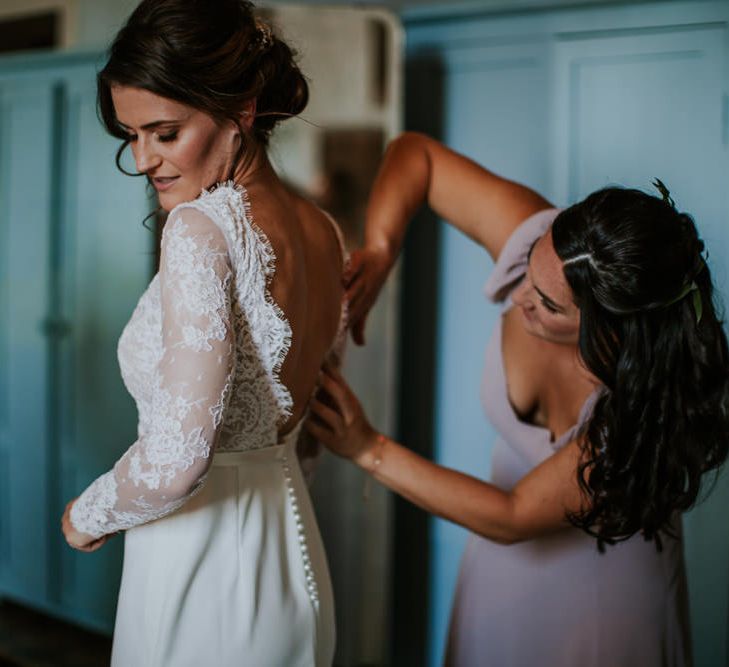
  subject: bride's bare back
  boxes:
[244,177,346,436]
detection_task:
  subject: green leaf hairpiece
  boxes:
[664,280,702,324]
[652,178,675,209]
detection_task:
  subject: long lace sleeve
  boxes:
[70,208,234,538]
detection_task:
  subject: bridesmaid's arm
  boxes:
[307,365,586,545]
[347,132,552,344]
[355,433,584,545]
[365,132,553,262]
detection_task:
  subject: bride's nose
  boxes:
[132,137,162,174]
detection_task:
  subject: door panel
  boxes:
[0,80,55,602]
[0,55,151,634]
[407,5,729,666]
[553,24,729,666]
[426,40,551,666]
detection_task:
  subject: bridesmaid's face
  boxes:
[511,230,580,345]
[111,86,249,211]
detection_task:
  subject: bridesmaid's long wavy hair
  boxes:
[96,0,308,178]
[552,186,729,550]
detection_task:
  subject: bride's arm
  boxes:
[65,208,234,546]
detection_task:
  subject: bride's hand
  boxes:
[306,364,379,465]
[61,499,111,552]
[345,246,393,346]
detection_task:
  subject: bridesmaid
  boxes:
[307,132,729,666]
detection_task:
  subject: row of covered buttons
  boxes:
[281,455,319,605]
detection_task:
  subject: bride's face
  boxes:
[111,86,243,210]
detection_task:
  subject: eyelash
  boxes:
[123,131,178,143]
[540,299,559,314]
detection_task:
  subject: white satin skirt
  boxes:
[111,440,336,666]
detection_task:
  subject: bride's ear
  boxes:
[239,98,257,132]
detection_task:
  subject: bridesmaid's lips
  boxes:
[152,176,180,192]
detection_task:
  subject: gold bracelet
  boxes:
[362,433,386,501]
[370,433,386,473]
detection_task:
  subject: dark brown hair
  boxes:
[552,186,729,550]
[97,0,308,177]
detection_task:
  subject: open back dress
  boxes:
[70,183,345,666]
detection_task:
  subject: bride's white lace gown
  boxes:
[70,183,343,666]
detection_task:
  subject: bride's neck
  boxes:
[231,143,280,191]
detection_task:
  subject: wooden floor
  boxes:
[0,600,111,667]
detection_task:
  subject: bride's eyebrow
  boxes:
[117,119,182,131]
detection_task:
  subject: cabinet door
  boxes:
[0,58,152,634]
[425,39,552,665]
[0,78,55,604]
[552,24,729,667]
[56,69,152,633]
[407,5,729,666]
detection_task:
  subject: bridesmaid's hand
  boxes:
[345,246,393,346]
[61,499,110,552]
[306,364,379,465]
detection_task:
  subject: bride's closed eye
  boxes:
[122,130,179,143]
[156,131,178,143]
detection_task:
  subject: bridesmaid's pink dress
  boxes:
[445,209,691,667]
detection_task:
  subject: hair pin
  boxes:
[652,178,675,209]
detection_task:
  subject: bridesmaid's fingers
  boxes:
[305,419,335,445]
[309,397,341,428]
[318,373,354,420]
[351,316,367,346]
[346,282,367,317]
[344,251,364,284]
[322,363,350,390]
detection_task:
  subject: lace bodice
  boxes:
[71,183,347,539]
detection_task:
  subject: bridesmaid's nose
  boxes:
[511,277,534,309]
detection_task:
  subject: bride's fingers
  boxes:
[83,537,107,552]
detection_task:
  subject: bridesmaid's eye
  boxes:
[157,131,178,143]
[541,299,559,314]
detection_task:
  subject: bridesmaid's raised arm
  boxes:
[347,132,552,344]
[365,132,552,263]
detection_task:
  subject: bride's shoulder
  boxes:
[167,182,249,243]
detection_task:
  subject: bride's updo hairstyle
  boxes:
[97,0,308,175]
[552,185,729,550]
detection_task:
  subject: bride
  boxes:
[60,1,344,664]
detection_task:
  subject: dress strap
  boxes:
[321,210,349,273]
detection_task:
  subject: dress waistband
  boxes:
[211,442,293,467]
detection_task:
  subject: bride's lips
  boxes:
[151,176,180,192]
